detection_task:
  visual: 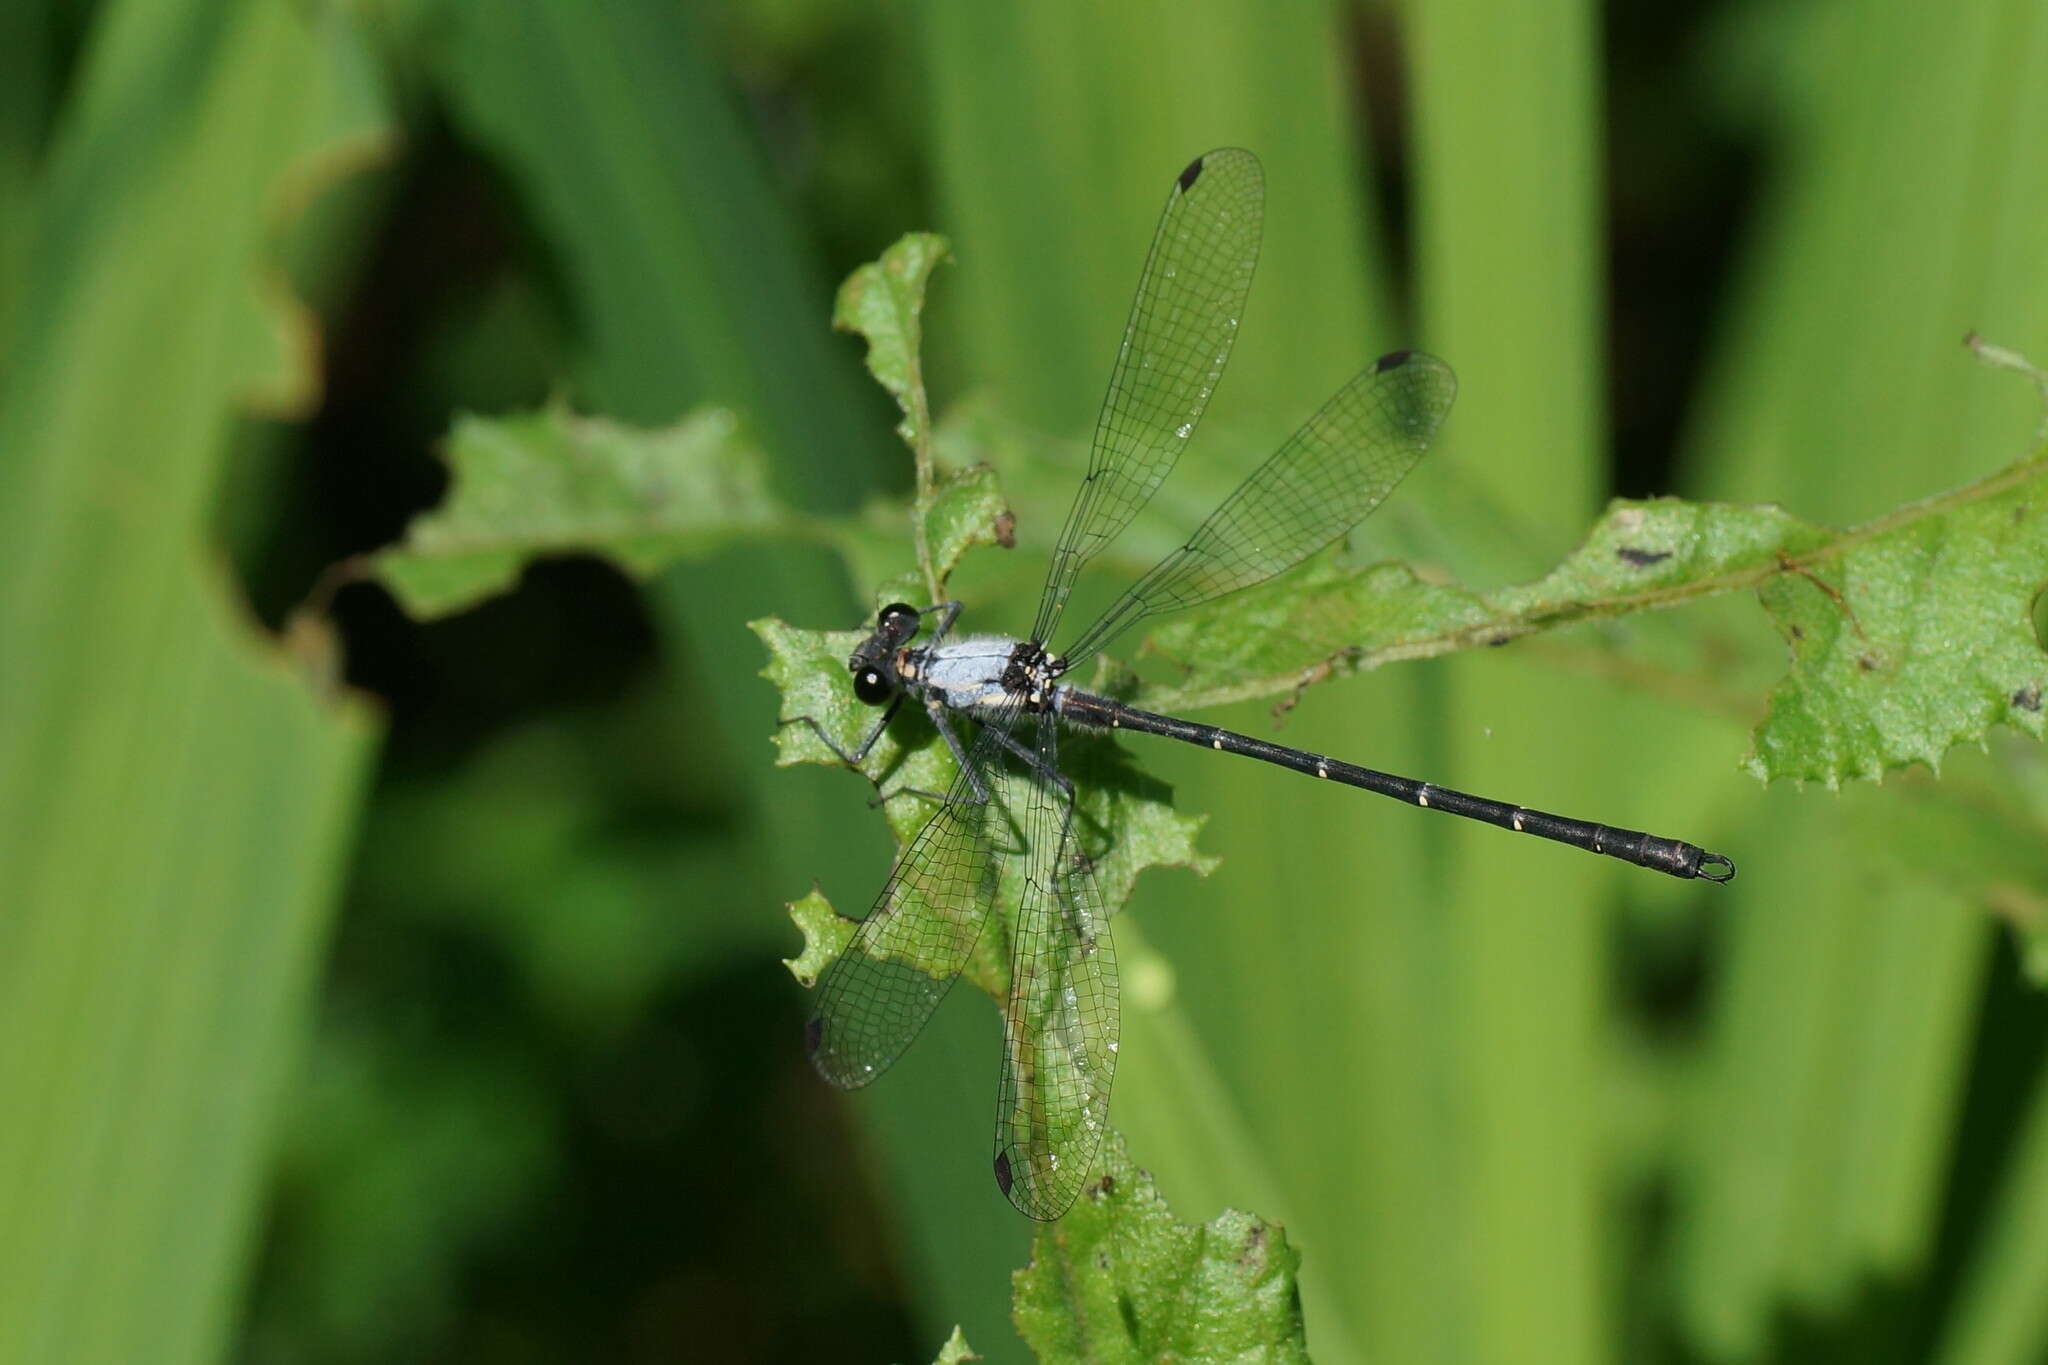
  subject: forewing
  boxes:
[992,711,1120,1220]
[1031,148,1265,646]
[1062,350,1457,665]
[805,704,1020,1089]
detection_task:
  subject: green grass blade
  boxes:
[1933,1053,2048,1364]
[0,3,386,1362]
[1673,0,2048,1354]
[916,0,1390,438]
[1405,2,1620,1360]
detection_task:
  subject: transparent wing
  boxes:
[805,702,1024,1089]
[1030,147,1265,647]
[992,710,1119,1220]
[1061,350,1457,666]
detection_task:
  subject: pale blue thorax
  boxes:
[900,634,1068,717]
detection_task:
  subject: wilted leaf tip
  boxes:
[832,232,951,418]
[834,232,954,597]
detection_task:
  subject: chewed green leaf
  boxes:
[752,617,1212,999]
[1140,458,2048,787]
[1747,466,2048,783]
[927,1326,978,1365]
[372,406,784,618]
[1011,1131,1307,1362]
[1138,557,1491,708]
[1140,498,1822,713]
[834,232,949,454]
[783,887,856,988]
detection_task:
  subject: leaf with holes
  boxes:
[1011,1131,1308,1362]
[1137,497,1819,713]
[1747,461,2048,783]
[371,406,787,619]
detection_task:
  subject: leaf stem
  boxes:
[1140,449,2048,715]
[906,341,941,603]
[1966,331,2048,439]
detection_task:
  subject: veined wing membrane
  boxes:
[1031,148,1265,647]
[1062,350,1457,666]
[805,702,1025,1089]
[992,710,1119,1220]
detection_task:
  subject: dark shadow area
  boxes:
[1912,932,2048,1359]
[1605,0,1761,498]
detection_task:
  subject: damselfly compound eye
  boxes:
[852,668,893,705]
[878,602,920,638]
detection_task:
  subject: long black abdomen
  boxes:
[1056,689,1733,882]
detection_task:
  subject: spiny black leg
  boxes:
[777,693,901,769]
[921,600,964,644]
[872,703,991,809]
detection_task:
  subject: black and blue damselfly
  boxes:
[795,148,1734,1220]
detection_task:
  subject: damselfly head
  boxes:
[847,602,920,705]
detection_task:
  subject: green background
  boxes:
[4,0,2048,1361]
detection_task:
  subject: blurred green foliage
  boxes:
[5,1,2048,1363]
